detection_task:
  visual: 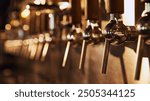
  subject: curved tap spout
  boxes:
[101,15,128,74]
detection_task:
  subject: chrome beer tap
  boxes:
[135,0,150,80]
[79,0,103,72]
[62,0,83,68]
[101,0,128,74]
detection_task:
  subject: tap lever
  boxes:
[135,35,145,80]
[78,23,92,71]
[62,41,71,67]
[101,40,110,74]
[79,40,87,73]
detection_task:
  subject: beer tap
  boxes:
[101,0,128,74]
[135,0,150,80]
[41,33,52,61]
[79,0,103,72]
[62,0,83,68]
[27,2,60,61]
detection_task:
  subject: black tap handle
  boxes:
[105,0,124,14]
[72,0,82,24]
[87,0,100,20]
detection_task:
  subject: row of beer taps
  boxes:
[3,0,150,81]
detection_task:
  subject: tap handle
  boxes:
[105,0,124,14]
[71,0,82,24]
[62,41,71,67]
[87,0,100,20]
[135,35,145,80]
[79,40,87,73]
[101,40,110,74]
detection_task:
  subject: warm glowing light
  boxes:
[21,9,30,18]
[33,38,39,43]
[10,20,20,27]
[23,24,29,31]
[34,0,41,5]
[26,5,30,9]
[5,24,11,30]
[4,40,22,50]
[23,39,29,45]
[123,0,135,26]
[34,0,46,5]
[39,34,44,42]
[45,34,52,42]
[30,44,38,60]
[48,14,53,18]
[35,43,43,60]
[44,9,51,14]
[59,2,70,10]
[41,43,49,61]
[41,0,46,5]
[21,5,30,18]
[36,11,41,16]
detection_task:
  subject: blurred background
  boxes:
[0,0,150,84]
